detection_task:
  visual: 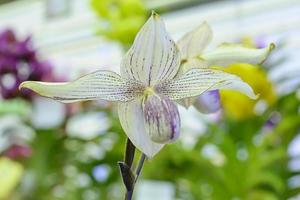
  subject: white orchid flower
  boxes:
[19,12,257,158]
[177,22,275,110]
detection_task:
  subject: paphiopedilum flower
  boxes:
[176,22,275,112]
[20,12,257,157]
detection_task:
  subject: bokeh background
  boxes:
[0,0,300,199]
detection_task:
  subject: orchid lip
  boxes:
[143,94,180,144]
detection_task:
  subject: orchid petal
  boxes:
[143,95,180,144]
[176,97,197,109]
[177,22,213,60]
[121,12,180,86]
[118,98,164,158]
[202,43,275,66]
[156,68,257,100]
[20,70,144,103]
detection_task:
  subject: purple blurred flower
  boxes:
[0,29,53,99]
[193,90,221,114]
[263,112,281,131]
[4,144,32,159]
[255,36,268,49]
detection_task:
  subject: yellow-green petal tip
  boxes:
[19,81,30,91]
[269,43,276,51]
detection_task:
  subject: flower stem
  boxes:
[125,139,135,167]
[122,139,135,200]
[121,139,147,200]
[135,154,146,182]
[125,153,146,200]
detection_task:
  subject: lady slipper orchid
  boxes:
[19,12,257,158]
[176,22,275,111]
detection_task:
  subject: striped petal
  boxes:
[143,94,180,144]
[118,98,164,158]
[121,11,180,86]
[177,22,213,60]
[19,70,144,103]
[176,97,197,109]
[202,43,275,66]
[156,68,257,100]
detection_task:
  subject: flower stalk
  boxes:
[125,139,135,167]
[119,138,146,200]
[118,138,146,200]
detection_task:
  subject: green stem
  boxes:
[135,154,146,183]
[125,139,135,167]
[122,140,147,200]
[123,139,135,200]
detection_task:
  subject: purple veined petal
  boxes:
[121,11,180,86]
[156,68,257,101]
[143,94,180,144]
[118,98,164,158]
[19,70,144,103]
[176,97,197,109]
[193,90,221,114]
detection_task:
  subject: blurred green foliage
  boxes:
[1,91,298,200]
[144,92,300,200]
[91,0,148,48]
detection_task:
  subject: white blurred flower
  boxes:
[179,106,206,149]
[202,144,226,167]
[136,180,175,200]
[66,112,111,140]
[0,115,35,153]
[31,96,66,129]
[83,142,106,160]
[75,173,92,188]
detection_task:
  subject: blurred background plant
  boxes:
[0,0,300,200]
[90,0,148,48]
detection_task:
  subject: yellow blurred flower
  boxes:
[0,157,23,199]
[220,63,276,120]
